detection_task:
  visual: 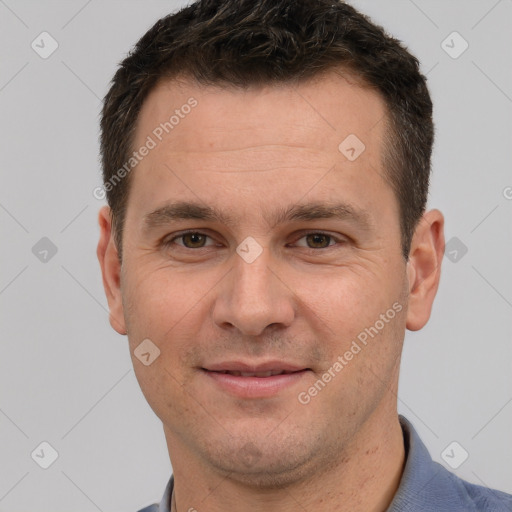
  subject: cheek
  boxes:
[123,262,209,335]
[122,263,219,388]
[292,264,408,403]
[295,264,404,337]
[299,276,406,414]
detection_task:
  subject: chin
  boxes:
[213,460,313,489]
[202,437,321,489]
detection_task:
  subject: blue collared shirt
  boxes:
[138,415,512,512]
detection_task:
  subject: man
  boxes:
[96,1,512,511]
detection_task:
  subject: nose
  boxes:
[212,245,296,336]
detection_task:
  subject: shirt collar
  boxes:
[157,475,173,512]
[387,415,474,512]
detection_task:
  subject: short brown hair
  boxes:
[100,0,433,260]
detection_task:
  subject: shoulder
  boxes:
[447,471,512,512]
[391,456,512,512]
[389,416,512,512]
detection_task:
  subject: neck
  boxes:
[166,408,405,512]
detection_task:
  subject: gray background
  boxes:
[1,1,511,511]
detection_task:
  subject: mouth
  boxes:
[209,369,302,377]
[201,362,311,398]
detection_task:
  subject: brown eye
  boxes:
[305,233,332,249]
[180,232,208,248]
[290,231,346,251]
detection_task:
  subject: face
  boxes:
[98,71,443,486]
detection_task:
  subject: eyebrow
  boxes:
[142,200,374,233]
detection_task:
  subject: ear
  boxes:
[97,206,127,335]
[406,209,445,331]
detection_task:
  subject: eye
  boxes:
[163,231,217,249]
[292,232,344,249]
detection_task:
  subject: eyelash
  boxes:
[162,230,346,251]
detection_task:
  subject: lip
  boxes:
[204,360,306,373]
[201,360,310,399]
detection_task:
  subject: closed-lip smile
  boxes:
[201,360,311,398]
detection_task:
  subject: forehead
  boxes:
[135,71,387,156]
[127,71,396,230]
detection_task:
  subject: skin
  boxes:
[97,71,445,512]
